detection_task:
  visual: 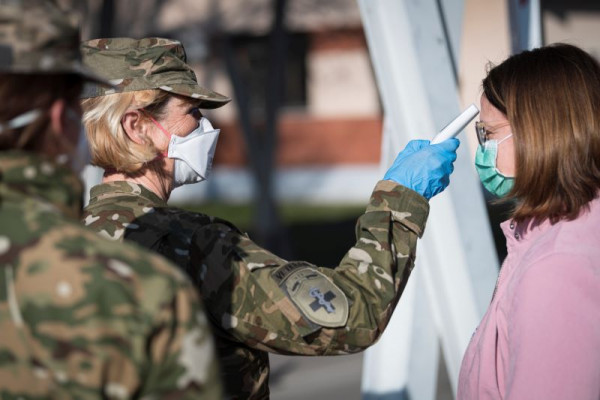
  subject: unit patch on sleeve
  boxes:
[278,267,349,328]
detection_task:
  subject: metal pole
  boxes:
[358,0,499,397]
[509,0,543,53]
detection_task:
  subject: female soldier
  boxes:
[458,44,600,399]
[81,37,459,399]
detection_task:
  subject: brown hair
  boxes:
[483,43,600,223]
[0,73,83,151]
[81,89,171,173]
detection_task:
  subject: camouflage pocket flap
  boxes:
[277,267,349,328]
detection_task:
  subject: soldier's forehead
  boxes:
[169,94,203,108]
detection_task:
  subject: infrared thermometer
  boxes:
[430,103,479,144]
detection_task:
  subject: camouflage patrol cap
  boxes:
[81,37,231,109]
[0,0,109,84]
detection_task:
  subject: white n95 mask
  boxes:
[168,117,220,188]
[146,113,220,188]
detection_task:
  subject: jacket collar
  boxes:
[88,180,167,207]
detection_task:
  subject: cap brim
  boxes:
[0,60,115,89]
[70,62,114,88]
[159,83,231,109]
[79,78,230,108]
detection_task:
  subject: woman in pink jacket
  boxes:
[458,43,600,399]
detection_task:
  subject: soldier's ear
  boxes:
[47,99,82,157]
[49,98,80,143]
[48,98,67,139]
[121,110,148,145]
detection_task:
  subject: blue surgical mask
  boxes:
[474,135,514,197]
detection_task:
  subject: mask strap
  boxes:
[0,109,42,135]
[140,109,170,157]
[495,133,514,178]
[497,133,513,145]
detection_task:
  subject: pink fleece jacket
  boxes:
[457,196,600,400]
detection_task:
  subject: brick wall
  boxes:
[213,116,382,167]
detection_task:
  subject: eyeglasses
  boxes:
[475,121,488,146]
[475,121,511,146]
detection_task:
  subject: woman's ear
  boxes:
[121,110,148,145]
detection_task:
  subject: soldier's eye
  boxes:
[188,107,202,119]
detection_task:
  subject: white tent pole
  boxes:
[358,0,499,397]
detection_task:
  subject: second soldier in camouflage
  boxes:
[0,3,221,398]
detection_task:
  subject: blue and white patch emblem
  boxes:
[309,287,336,313]
[280,267,348,328]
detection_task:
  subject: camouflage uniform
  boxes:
[0,153,221,399]
[81,37,430,399]
[83,180,429,399]
[0,2,221,398]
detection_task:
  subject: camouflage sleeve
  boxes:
[192,181,428,355]
[136,254,223,399]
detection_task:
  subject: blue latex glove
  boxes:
[383,138,460,199]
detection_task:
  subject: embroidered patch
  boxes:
[279,267,348,328]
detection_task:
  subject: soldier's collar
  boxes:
[89,180,167,207]
[0,150,83,219]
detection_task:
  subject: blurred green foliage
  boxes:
[181,202,365,266]
[182,202,364,231]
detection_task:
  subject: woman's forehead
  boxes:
[480,95,507,122]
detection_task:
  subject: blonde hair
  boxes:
[82,89,170,173]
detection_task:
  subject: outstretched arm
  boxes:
[192,140,459,355]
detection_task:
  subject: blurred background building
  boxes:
[74,0,383,206]
[64,0,600,398]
